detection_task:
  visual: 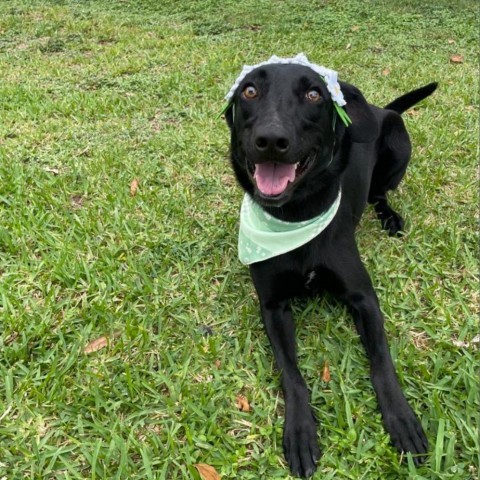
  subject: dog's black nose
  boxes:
[254,132,290,154]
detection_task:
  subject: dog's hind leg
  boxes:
[368,113,412,236]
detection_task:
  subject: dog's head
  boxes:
[224,62,378,207]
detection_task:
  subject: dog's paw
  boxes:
[378,208,405,236]
[283,410,321,478]
[383,403,428,465]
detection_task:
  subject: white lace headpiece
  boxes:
[224,53,346,107]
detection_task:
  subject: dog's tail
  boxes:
[384,82,438,114]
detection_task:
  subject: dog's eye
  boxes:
[242,85,258,99]
[306,89,321,102]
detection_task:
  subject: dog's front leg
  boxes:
[334,255,428,465]
[260,300,321,478]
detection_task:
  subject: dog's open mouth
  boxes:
[248,154,314,197]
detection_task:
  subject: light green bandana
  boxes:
[238,190,342,265]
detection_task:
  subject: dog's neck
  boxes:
[238,189,342,265]
[262,179,342,223]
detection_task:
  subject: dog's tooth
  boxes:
[295,162,299,170]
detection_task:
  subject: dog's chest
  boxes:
[305,270,317,290]
[303,266,336,294]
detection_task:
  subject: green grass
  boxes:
[0,1,477,478]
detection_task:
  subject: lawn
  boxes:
[0,1,478,479]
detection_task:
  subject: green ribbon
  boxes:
[238,190,342,265]
[333,103,352,126]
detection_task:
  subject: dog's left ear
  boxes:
[339,82,379,143]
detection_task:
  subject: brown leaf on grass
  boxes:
[130,178,139,196]
[194,463,221,480]
[411,330,430,350]
[382,68,391,76]
[351,25,360,32]
[447,39,455,45]
[70,195,85,209]
[244,24,261,32]
[321,360,331,383]
[5,331,19,345]
[214,359,222,369]
[77,146,91,157]
[449,54,464,64]
[406,109,421,117]
[235,394,250,412]
[83,336,108,354]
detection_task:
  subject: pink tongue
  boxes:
[254,162,296,196]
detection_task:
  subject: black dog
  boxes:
[224,59,437,477]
